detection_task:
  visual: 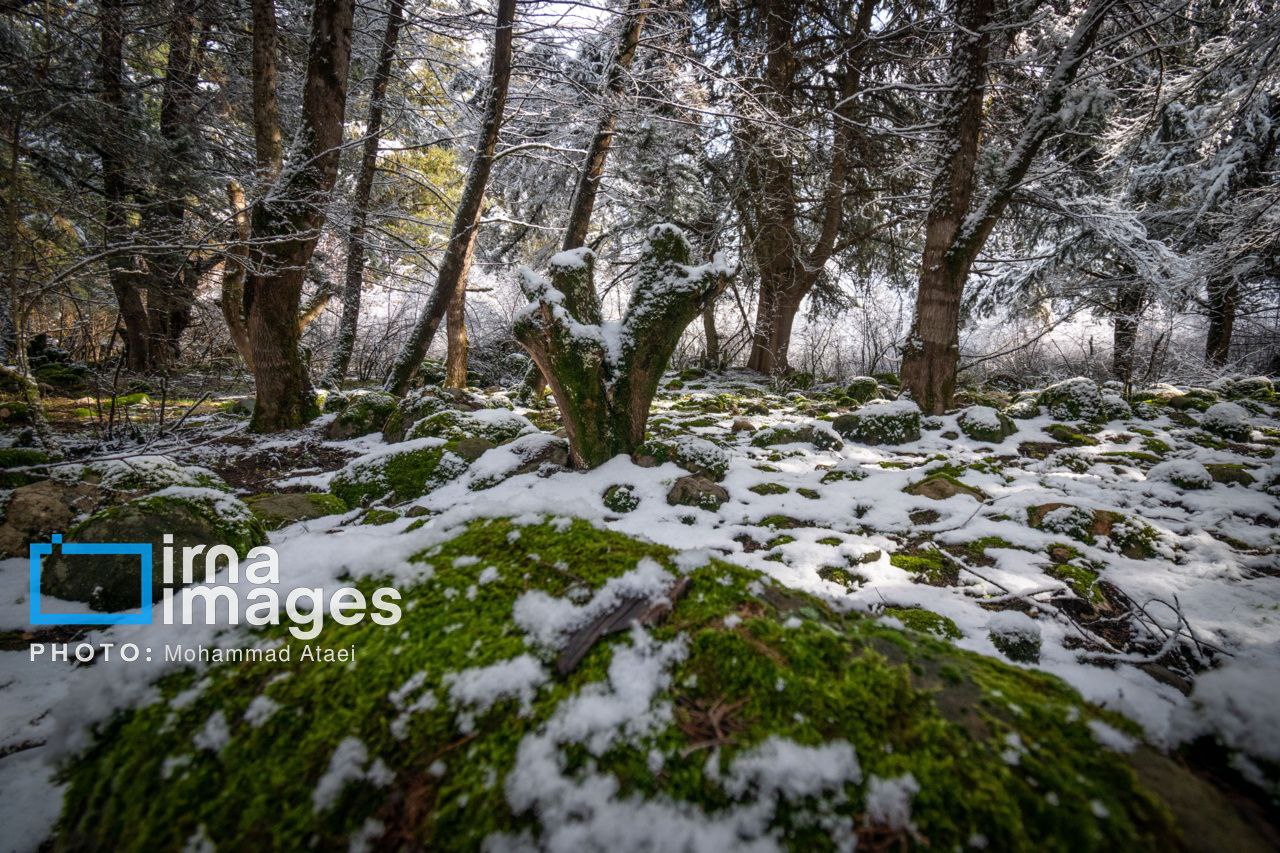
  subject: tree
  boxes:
[514,225,732,468]
[323,0,407,388]
[384,0,518,395]
[239,0,356,431]
[900,0,1115,413]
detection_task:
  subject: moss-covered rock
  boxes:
[55,516,1228,851]
[406,408,534,445]
[246,492,348,530]
[325,390,398,440]
[330,439,470,507]
[1037,378,1105,421]
[32,361,93,394]
[904,471,987,502]
[1027,504,1160,559]
[957,406,1016,442]
[468,434,571,490]
[1045,424,1099,447]
[1201,402,1253,442]
[602,483,640,513]
[0,446,49,487]
[1223,376,1274,401]
[1004,393,1041,420]
[634,435,730,481]
[39,488,267,610]
[85,455,230,495]
[666,474,728,509]
[0,479,101,558]
[1204,463,1255,486]
[832,399,922,445]
[988,610,1042,663]
[1146,461,1212,491]
[382,387,491,443]
[844,376,881,404]
[883,606,961,640]
[749,422,843,451]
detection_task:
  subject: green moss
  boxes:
[603,484,640,513]
[748,482,789,496]
[246,492,348,530]
[889,550,957,586]
[1204,463,1255,486]
[817,565,863,588]
[54,517,1203,850]
[820,467,866,484]
[1099,451,1162,466]
[1140,437,1171,455]
[0,447,48,469]
[1045,424,1099,447]
[883,606,962,640]
[330,444,470,507]
[1047,562,1103,604]
[796,487,820,500]
[361,508,401,526]
[766,534,796,547]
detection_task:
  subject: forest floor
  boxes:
[1,370,1278,850]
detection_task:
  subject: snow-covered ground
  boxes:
[1,373,1278,848]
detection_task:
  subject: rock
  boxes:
[0,447,49,487]
[86,454,230,495]
[32,361,93,394]
[1224,376,1274,401]
[450,436,496,462]
[832,399,921,445]
[1036,377,1104,421]
[666,474,728,510]
[844,376,881,404]
[1147,460,1213,491]
[0,480,101,558]
[730,418,756,433]
[40,488,266,611]
[324,390,398,440]
[1044,423,1099,446]
[1201,402,1253,442]
[406,408,534,445]
[469,434,571,490]
[634,435,731,481]
[749,422,843,451]
[1204,464,1255,486]
[904,473,987,501]
[1004,392,1041,420]
[330,439,471,507]
[54,516,1261,851]
[957,406,1016,442]
[602,484,640,513]
[987,610,1041,663]
[245,492,348,530]
[382,387,485,443]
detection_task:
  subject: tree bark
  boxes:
[1112,280,1145,381]
[384,0,516,395]
[514,227,732,468]
[444,289,468,387]
[901,0,1114,413]
[1204,276,1237,366]
[243,0,355,431]
[98,0,149,372]
[702,302,719,368]
[221,181,253,370]
[742,0,872,375]
[142,0,200,370]
[323,0,405,388]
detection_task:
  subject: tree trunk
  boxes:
[1204,276,1237,366]
[384,0,516,395]
[221,181,253,370]
[561,0,650,251]
[98,0,149,372]
[444,289,468,387]
[142,0,200,370]
[244,0,356,431]
[1112,281,1144,381]
[323,0,405,388]
[3,113,22,364]
[702,302,719,368]
[742,0,872,376]
[515,227,731,468]
[901,0,1114,412]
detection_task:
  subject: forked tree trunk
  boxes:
[1204,276,1237,366]
[901,0,1114,413]
[514,226,732,468]
[323,0,405,388]
[242,0,355,431]
[98,0,150,372]
[384,0,516,395]
[741,0,872,376]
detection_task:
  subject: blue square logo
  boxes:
[29,534,153,625]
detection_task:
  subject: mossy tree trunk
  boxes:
[514,226,732,468]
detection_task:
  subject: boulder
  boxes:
[749,423,843,451]
[666,474,728,510]
[39,488,266,611]
[330,439,471,507]
[0,479,101,558]
[957,406,1016,442]
[832,399,922,445]
[468,434,571,490]
[634,435,730,481]
[245,492,348,530]
[1201,402,1252,442]
[325,390,398,440]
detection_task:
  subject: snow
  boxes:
[863,772,920,830]
[311,737,393,813]
[443,654,548,716]
[513,557,675,650]
[721,736,861,802]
